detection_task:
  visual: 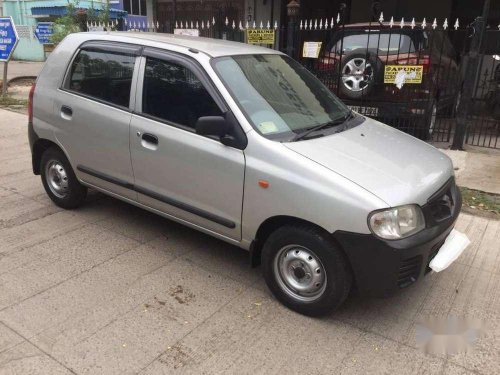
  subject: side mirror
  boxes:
[195,112,248,150]
[195,116,229,138]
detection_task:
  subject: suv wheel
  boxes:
[339,52,381,99]
[41,148,87,209]
[262,225,352,316]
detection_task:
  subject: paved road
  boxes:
[0,109,499,374]
[1,61,44,82]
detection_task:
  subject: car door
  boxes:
[53,41,141,200]
[129,48,245,240]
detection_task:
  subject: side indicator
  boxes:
[258,180,270,189]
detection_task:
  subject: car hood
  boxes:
[284,118,453,207]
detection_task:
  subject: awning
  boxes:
[31,6,128,20]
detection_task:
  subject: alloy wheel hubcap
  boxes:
[46,160,69,198]
[342,58,373,92]
[274,245,327,302]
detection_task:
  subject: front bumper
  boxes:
[333,178,462,297]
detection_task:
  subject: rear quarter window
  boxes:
[331,31,416,54]
[65,49,136,108]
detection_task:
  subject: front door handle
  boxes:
[60,105,73,120]
[142,133,158,145]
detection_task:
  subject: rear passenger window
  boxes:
[67,49,136,108]
[142,57,222,129]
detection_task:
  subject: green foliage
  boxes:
[460,187,500,215]
[50,0,82,44]
[87,0,116,30]
[50,0,115,44]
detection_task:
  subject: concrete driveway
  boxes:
[1,61,44,82]
[0,109,499,374]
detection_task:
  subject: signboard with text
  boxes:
[302,41,322,58]
[246,29,275,45]
[0,17,19,62]
[384,65,423,84]
[174,29,200,37]
[35,22,54,44]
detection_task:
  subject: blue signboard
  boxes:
[35,22,54,44]
[0,16,19,62]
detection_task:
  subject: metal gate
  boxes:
[115,2,500,148]
[460,29,500,148]
[156,0,244,35]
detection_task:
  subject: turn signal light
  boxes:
[258,180,269,188]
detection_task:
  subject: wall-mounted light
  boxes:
[247,6,253,22]
[286,0,300,18]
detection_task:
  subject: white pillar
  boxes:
[146,0,154,24]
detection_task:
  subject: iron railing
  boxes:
[84,8,500,149]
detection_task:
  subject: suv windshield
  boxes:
[213,54,357,141]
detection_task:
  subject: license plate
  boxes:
[428,229,470,272]
[348,105,379,117]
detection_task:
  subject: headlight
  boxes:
[368,204,425,240]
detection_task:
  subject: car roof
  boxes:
[83,31,281,57]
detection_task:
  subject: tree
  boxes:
[87,0,115,31]
[50,0,116,44]
[50,0,82,44]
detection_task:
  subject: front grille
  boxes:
[428,190,454,222]
[423,177,459,226]
[397,255,422,288]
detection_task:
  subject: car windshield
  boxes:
[212,54,354,141]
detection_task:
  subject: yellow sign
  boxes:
[384,65,423,84]
[246,29,275,45]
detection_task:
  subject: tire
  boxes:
[262,224,352,316]
[40,147,87,209]
[339,52,381,100]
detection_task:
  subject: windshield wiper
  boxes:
[291,109,354,142]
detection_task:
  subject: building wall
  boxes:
[3,0,45,61]
[4,0,128,61]
[245,0,281,26]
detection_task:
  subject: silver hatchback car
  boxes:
[29,32,465,316]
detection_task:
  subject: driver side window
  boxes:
[141,57,223,130]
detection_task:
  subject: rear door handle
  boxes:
[142,133,158,145]
[61,105,73,120]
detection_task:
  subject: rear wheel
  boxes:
[262,225,352,316]
[40,148,87,209]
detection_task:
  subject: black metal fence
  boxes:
[460,29,500,148]
[283,15,499,148]
[89,5,500,149]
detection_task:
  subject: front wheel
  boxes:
[262,225,352,316]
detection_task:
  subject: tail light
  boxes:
[396,56,431,73]
[318,55,339,71]
[28,83,36,124]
